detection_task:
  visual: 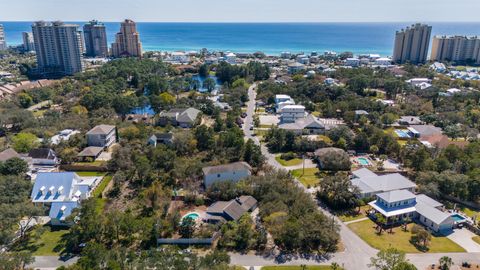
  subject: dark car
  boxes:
[241,112,247,118]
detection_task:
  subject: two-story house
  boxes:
[202,161,252,188]
[86,125,117,148]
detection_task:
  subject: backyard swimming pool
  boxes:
[451,213,466,222]
[395,129,411,138]
[357,157,370,166]
[182,212,200,222]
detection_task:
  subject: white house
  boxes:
[275,94,295,111]
[375,57,392,66]
[345,58,360,67]
[28,148,58,166]
[225,52,237,64]
[280,105,306,123]
[278,115,344,135]
[170,51,190,63]
[406,78,432,87]
[202,162,252,187]
[288,62,305,74]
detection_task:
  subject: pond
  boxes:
[191,75,221,93]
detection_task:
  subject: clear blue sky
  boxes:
[1,0,479,22]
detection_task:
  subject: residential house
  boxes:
[28,148,58,166]
[0,148,21,162]
[158,108,201,128]
[148,133,174,147]
[202,161,252,187]
[204,196,257,224]
[30,172,100,225]
[398,116,425,126]
[368,189,455,234]
[280,105,306,123]
[351,168,416,198]
[288,62,305,74]
[86,125,117,148]
[345,58,360,67]
[278,115,344,135]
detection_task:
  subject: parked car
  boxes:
[241,112,247,118]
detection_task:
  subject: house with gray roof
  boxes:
[202,161,252,187]
[28,148,58,166]
[158,107,201,128]
[205,196,257,224]
[368,189,455,234]
[351,168,416,198]
[148,133,174,147]
[0,148,20,162]
[86,124,117,148]
[77,146,104,161]
[31,172,100,226]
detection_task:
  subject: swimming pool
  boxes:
[357,157,370,166]
[395,129,411,138]
[182,212,200,221]
[451,214,466,222]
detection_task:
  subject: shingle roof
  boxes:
[278,114,325,130]
[176,108,201,123]
[236,195,257,211]
[0,148,20,161]
[28,148,56,159]
[377,190,416,203]
[202,161,252,175]
[86,124,115,135]
[206,200,245,220]
[77,146,104,157]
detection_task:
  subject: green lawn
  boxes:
[259,124,275,129]
[348,219,465,253]
[275,155,303,166]
[337,205,369,222]
[473,236,480,245]
[262,266,332,270]
[14,226,68,256]
[71,160,106,166]
[75,171,107,177]
[459,206,480,219]
[291,168,320,187]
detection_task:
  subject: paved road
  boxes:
[236,85,480,270]
[31,256,78,269]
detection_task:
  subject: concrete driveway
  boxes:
[447,229,480,252]
[259,115,280,126]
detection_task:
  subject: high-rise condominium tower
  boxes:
[111,19,142,58]
[32,21,84,77]
[431,35,480,65]
[0,24,7,51]
[83,20,108,57]
[393,23,432,64]
[22,32,35,52]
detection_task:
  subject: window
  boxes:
[217,174,221,178]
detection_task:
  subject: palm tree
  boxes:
[402,216,411,232]
[439,256,453,270]
[375,213,386,234]
[331,262,343,270]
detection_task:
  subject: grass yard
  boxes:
[75,171,107,177]
[291,168,320,187]
[14,226,68,256]
[262,266,332,270]
[459,206,480,219]
[337,205,369,222]
[348,219,465,253]
[93,175,112,198]
[473,236,480,245]
[275,155,303,166]
[259,124,275,129]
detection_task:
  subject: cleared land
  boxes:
[262,266,332,270]
[337,205,369,222]
[348,219,465,253]
[291,168,320,187]
[473,236,480,245]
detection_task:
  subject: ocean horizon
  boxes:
[2,22,480,56]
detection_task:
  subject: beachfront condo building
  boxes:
[32,21,84,77]
[431,35,480,65]
[111,19,142,58]
[393,23,432,64]
[22,32,35,52]
[0,24,6,51]
[83,20,108,58]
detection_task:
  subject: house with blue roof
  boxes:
[31,172,99,226]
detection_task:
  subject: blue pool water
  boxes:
[357,157,370,166]
[395,130,411,138]
[451,214,466,222]
[182,212,200,221]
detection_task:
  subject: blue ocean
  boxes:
[2,22,480,56]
